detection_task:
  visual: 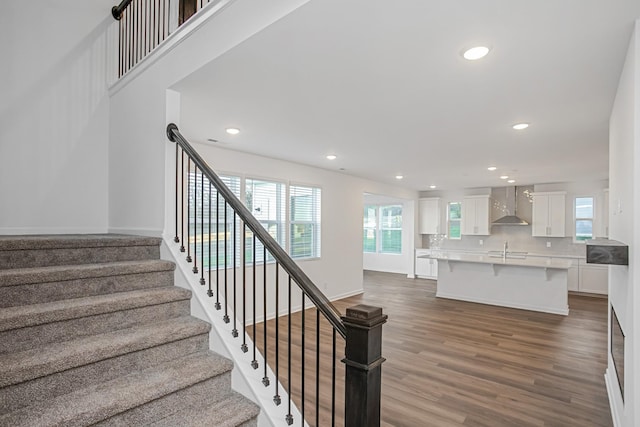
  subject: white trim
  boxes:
[0,226,109,235]
[605,368,622,427]
[108,227,163,237]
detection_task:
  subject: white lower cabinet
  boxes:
[578,262,608,295]
[415,250,438,279]
[567,260,579,292]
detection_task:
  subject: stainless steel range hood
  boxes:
[492,187,529,226]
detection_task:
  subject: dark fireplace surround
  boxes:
[611,306,625,401]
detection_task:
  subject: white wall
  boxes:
[109,0,312,236]
[606,20,639,427]
[362,194,416,275]
[0,1,114,234]
[174,136,418,305]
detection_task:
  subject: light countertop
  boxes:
[420,251,573,269]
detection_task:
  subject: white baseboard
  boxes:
[0,226,108,235]
[108,227,163,237]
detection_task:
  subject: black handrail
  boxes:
[111,0,133,20]
[166,123,347,338]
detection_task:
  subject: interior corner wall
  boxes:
[607,20,639,427]
[107,0,311,237]
[0,1,114,234]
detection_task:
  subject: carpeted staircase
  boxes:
[0,234,260,426]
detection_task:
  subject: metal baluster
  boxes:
[180,150,185,252]
[286,276,293,426]
[331,328,336,427]
[216,192,223,310]
[173,135,179,244]
[262,245,269,386]
[251,234,257,366]
[199,172,205,283]
[231,211,238,338]
[207,180,213,297]
[301,292,305,426]
[186,159,192,262]
[273,263,281,405]
[240,221,247,350]
[192,167,199,274]
[316,308,320,427]
[222,200,229,323]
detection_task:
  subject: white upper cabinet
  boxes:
[532,192,566,237]
[461,195,491,236]
[419,198,440,234]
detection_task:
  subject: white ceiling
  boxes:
[174,0,640,192]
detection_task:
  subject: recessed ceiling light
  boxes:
[395,175,404,180]
[430,185,437,189]
[226,128,240,135]
[463,46,490,60]
[507,179,516,183]
[326,154,337,160]
[500,175,509,180]
[487,166,497,171]
[512,123,529,130]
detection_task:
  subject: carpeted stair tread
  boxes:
[0,351,235,427]
[0,316,211,387]
[0,234,162,251]
[0,259,175,287]
[148,391,260,427]
[0,286,192,332]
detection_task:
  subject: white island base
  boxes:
[434,255,570,315]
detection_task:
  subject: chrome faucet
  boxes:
[503,241,509,258]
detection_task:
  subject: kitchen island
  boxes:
[425,252,572,315]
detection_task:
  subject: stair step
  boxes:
[0,234,162,269]
[0,351,236,427]
[0,287,192,354]
[0,316,210,387]
[0,259,175,307]
[146,391,260,427]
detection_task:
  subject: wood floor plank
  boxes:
[251,271,611,426]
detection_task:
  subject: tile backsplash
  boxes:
[422,225,586,257]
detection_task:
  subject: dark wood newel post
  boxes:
[342,304,387,427]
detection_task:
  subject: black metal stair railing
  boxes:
[166,123,386,426]
[111,0,217,78]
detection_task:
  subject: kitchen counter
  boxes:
[424,252,572,270]
[429,250,570,315]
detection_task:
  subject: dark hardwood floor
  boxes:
[252,271,611,426]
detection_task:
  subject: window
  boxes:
[380,205,402,253]
[362,205,402,254]
[575,196,594,241]
[290,185,321,259]
[363,206,377,253]
[188,174,322,266]
[245,178,286,244]
[448,202,461,239]
[188,172,241,269]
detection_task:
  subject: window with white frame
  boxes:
[363,206,377,253]
[188,172,241,269]
[245,178,286,263]
[362,205,403,254]
[289,185,321,259]
[448,202,462,239]
[575,196,594,241]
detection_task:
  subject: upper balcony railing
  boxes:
[111,0,216,77]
